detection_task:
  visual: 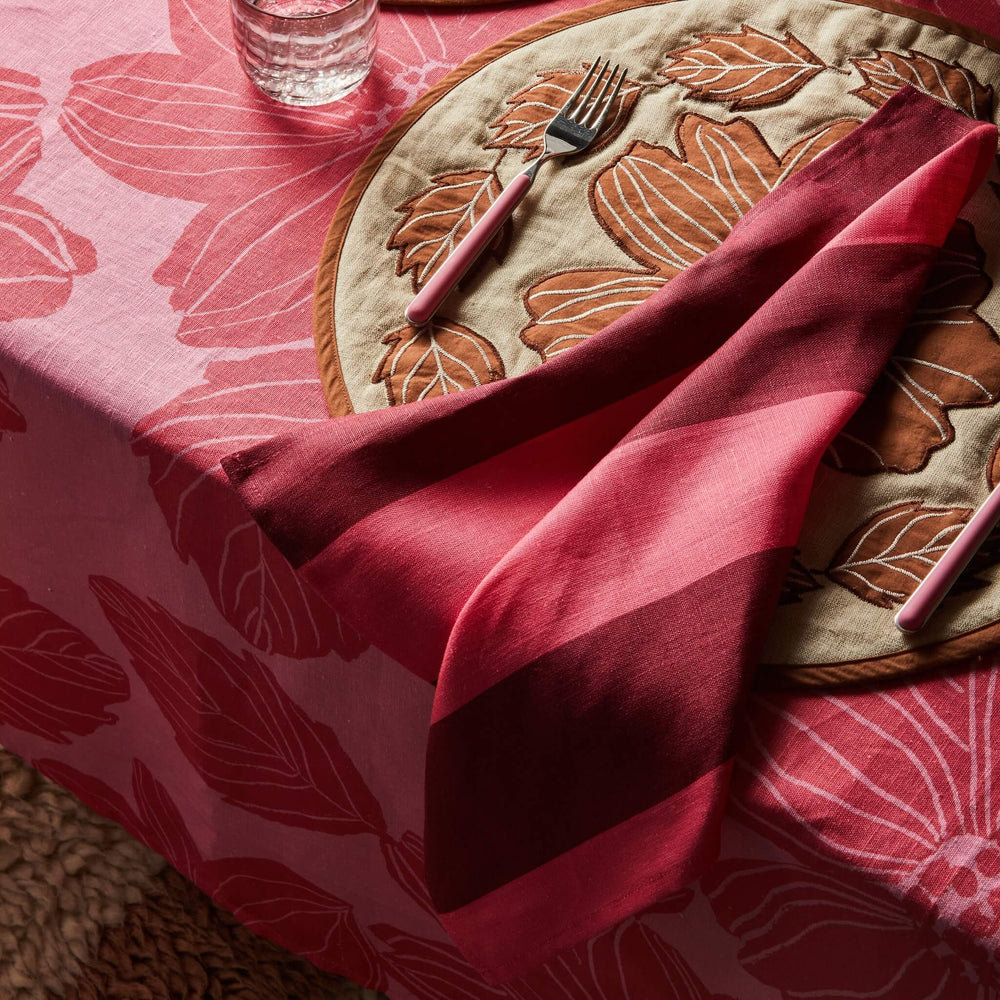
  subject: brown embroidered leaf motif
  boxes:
[389,169,509,291]
[520,267,667,359]
[485,65,644,161]
[373,318,504,406]
[850,49,994,119]
[590,115,859,275]
[827,502,970,608]
[779,552,824,605]
[827,221,999,475]
[520,115,858,360]
[660,25,826,110]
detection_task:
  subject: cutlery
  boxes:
[895,487,1000,633]
[404,56,628,327]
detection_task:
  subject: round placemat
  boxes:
[313,0,1000,688]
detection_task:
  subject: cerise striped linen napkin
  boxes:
[222,89,997,983]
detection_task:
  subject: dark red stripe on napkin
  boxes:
[426,547,781,913]
[437,758,732,978]
[222,90,997,982]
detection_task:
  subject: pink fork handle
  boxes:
[405,170,534,327]
[895,486,1000,633]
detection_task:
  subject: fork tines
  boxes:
[560,57,628,133]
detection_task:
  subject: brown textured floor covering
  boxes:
[0,747,387,1000]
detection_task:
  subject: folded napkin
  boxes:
[222,90,996,983]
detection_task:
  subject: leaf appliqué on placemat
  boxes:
[518,115,858,359]
[659,25,827,110]
[827,502,970,608]
[520,267,667,359]
[485,65,645,162]
[590,116,859,276]
[826,221,999,475]
[374,318,505,405]
[388,168,510,291]
[849,49,994,119]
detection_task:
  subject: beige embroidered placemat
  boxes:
[313,0,1000,688]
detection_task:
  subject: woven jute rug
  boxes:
[0,746,387,1000]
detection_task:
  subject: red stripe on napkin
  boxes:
[223,90,997,982]
[433,390,861,717]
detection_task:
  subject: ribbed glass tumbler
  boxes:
[230,0,378,106]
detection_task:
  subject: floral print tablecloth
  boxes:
[3,0,1000,997]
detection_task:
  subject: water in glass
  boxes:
[231,0,378,106]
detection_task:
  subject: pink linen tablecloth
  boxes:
[2,0,1000,998]
[224,88,998,983]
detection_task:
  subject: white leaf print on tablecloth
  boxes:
[733,665,1000,981]
[90,575,385,836]
[60,0,559,348]
[0,576,129,743]
[704,858,997,998]
[131,348,368,660]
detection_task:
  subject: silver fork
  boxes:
[404,57,628,327]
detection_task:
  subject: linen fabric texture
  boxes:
[223,90,998,982]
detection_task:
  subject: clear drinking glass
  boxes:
[230,0,378,107]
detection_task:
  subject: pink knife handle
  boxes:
[405,170,534,327]
[895,486,1000,633]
